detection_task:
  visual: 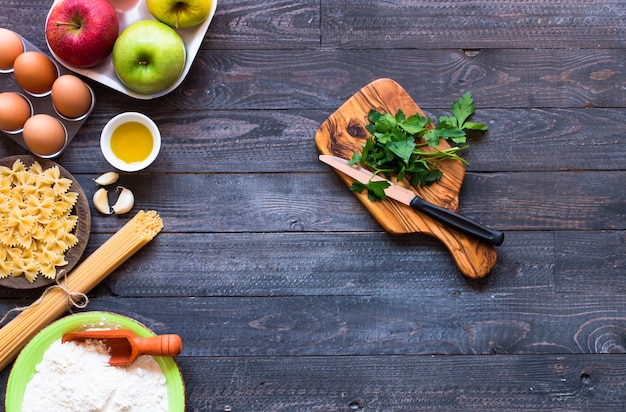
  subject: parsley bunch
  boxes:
[349,92,487,201]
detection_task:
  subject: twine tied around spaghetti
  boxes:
[0,270,89,325]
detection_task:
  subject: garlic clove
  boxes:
[93,171,119,186]
[111,186,134,215]
[93,187,112,215]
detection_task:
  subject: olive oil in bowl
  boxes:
[110,121,153,164]
[101,112,161,172]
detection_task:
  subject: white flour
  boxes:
[21,338,168,412]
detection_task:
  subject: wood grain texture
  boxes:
[55,171,624,234]
[5,1,626,51]
[322,0,626,49]
[1,295,621,357]
[1,0,626,409]
[203,0,321,49]
[63,231,549,298]
[2,351,625,410]
[5,108,623,174]
[556,231,626,293]
[87,48,626,111]
[174,354,626,410]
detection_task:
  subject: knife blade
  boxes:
[319,155,504,246]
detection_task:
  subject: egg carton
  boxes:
[0,33,95,158]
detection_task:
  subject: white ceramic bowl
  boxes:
[100,112,161,172]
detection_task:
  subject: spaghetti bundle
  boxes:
[0,210,163,372]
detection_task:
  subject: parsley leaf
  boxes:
[398,113,430,135]
[350,180,390,202]
[452,92,474,127]
[388,136,415,165]
[349,92,487,201]
[450,92,488,131]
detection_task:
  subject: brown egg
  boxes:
[13,52,58,96]
[22,114,67,156]
[51,75,93,119]
[0,28,23,70]
[0,92,31,132]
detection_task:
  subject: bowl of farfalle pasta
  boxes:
[0,155,90,289]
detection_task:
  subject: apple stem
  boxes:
[55,21,82,29]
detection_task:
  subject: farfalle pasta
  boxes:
[0,159,79,282]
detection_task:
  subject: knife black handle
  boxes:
[409,196,504,246]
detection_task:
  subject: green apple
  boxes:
[147,0,212,29]
[112,20,186,95]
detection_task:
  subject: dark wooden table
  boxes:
[2,0,626,410]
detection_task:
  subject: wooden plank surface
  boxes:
[3,295,625,356]
[322,0,626,49]
[87,48,626,110]
[1,0,625,410]
[12,107,625,174]
[176,354,626,411]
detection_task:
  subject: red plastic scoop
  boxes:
[62,329,182,366]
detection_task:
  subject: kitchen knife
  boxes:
[319,155,504,246]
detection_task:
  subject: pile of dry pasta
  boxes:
[0,209,163,371]
[0,159,79,282]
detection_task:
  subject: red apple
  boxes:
[45,0,119,68]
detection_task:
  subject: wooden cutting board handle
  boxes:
[315,78,497,279]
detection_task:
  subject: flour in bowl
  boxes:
[21,338,168,412]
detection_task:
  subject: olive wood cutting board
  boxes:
[315,78,497,279]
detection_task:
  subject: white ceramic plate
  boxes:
[46,0,217,100]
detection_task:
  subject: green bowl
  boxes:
[5,311,185,411]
